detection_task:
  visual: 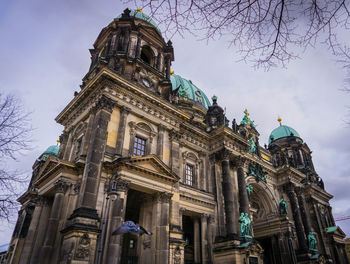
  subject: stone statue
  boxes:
[239,212,251,237]
[246,184,253,198]
[308,232,317,251]
[248,137,256,154]
[279,197,288,216]
[232,118,237,132]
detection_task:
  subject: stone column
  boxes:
[40,180,68,264]
[210,154,225,236]
[29,197,50,264]
[135,33,141,58]
[115,106,130,156]
[277,232,296,264]
[201,214,208,263]
[81,111,95,157]
[63,131,73,161]
[295,188,312,236]
[107,178,130,264]
[207,215,215,264]
[169,130,180,176]
[236,156,250,216]
[285,184,308,252]
[193,217,200,264]
[18,197,43,264]
[157,124,165,160]
[158,192,172,264]
[220,149,237,235]
[165,56,171,79]
[80,95,116,209]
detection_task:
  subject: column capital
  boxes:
[208,214,215,223]
[169,129,181,141]
[284,182,296,193]
[234,155,247,167]
[200,213,209,220]
[218,148,231,161]
[95,95,117,113]
[120,105,131,115]
[154,192,173,203]
[158,123,166,131]
[116,178,130,192]
[54,179,69,193]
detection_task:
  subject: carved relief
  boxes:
[173,246,182,264]
[75,233,91,260]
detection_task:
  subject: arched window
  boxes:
[140,45,154,65]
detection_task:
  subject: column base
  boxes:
[59,207,101,264]
[213,237,263,264]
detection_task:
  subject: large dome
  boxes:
[170,74,211,110]
[268,125,301,144]
[43,145,59,156]
[117,9,161,33]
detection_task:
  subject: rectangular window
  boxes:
[133,136,146,156]
[185,164,194,186]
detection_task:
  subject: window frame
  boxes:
[133,136,147,156]
[185,163,195,186]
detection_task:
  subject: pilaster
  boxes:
[115,106,130,156]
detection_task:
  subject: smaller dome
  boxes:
[43,145,59,156]
[117,9,161,33]
[171,74,211,110]
[269,125,301,144]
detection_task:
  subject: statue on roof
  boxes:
[248,137,256,154]
[240,109,256,127]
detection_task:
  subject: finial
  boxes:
[212,95,217,104]
[244,109,249,117]
[57,139,60,145]
[170,69,174,75]
[277,117,282,126]
[136,8,143,13]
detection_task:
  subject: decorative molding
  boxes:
[95,94,117,113]
[116,178,130,192]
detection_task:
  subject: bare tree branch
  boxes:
[127,0,350,69]
[0,93,32,221]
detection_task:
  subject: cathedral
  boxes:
[5,9,349,264]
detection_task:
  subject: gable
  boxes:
[117,154,179,183]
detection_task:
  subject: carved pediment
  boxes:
[117,154,180,183]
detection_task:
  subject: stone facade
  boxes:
[5,8,348,264]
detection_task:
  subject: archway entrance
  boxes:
[120,189,142,264]
[249,182,284,263]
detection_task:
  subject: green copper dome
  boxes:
[170,74,211,110]
[43,145,59,156]
[117,9,161,33]
[269,125,301,144]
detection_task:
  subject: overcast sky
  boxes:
[0,0,349,245]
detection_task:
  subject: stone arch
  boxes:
[140,45,154,65]
[246,177,278,222]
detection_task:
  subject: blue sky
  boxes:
[0,0,349,244]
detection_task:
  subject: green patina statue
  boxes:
[246,184,253,198]
[308,232,317,252]
[279,197,288,216]
[247,163,267,183]
[239,212,251,237]
[240,109,255,127]
[248,137,256,154]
